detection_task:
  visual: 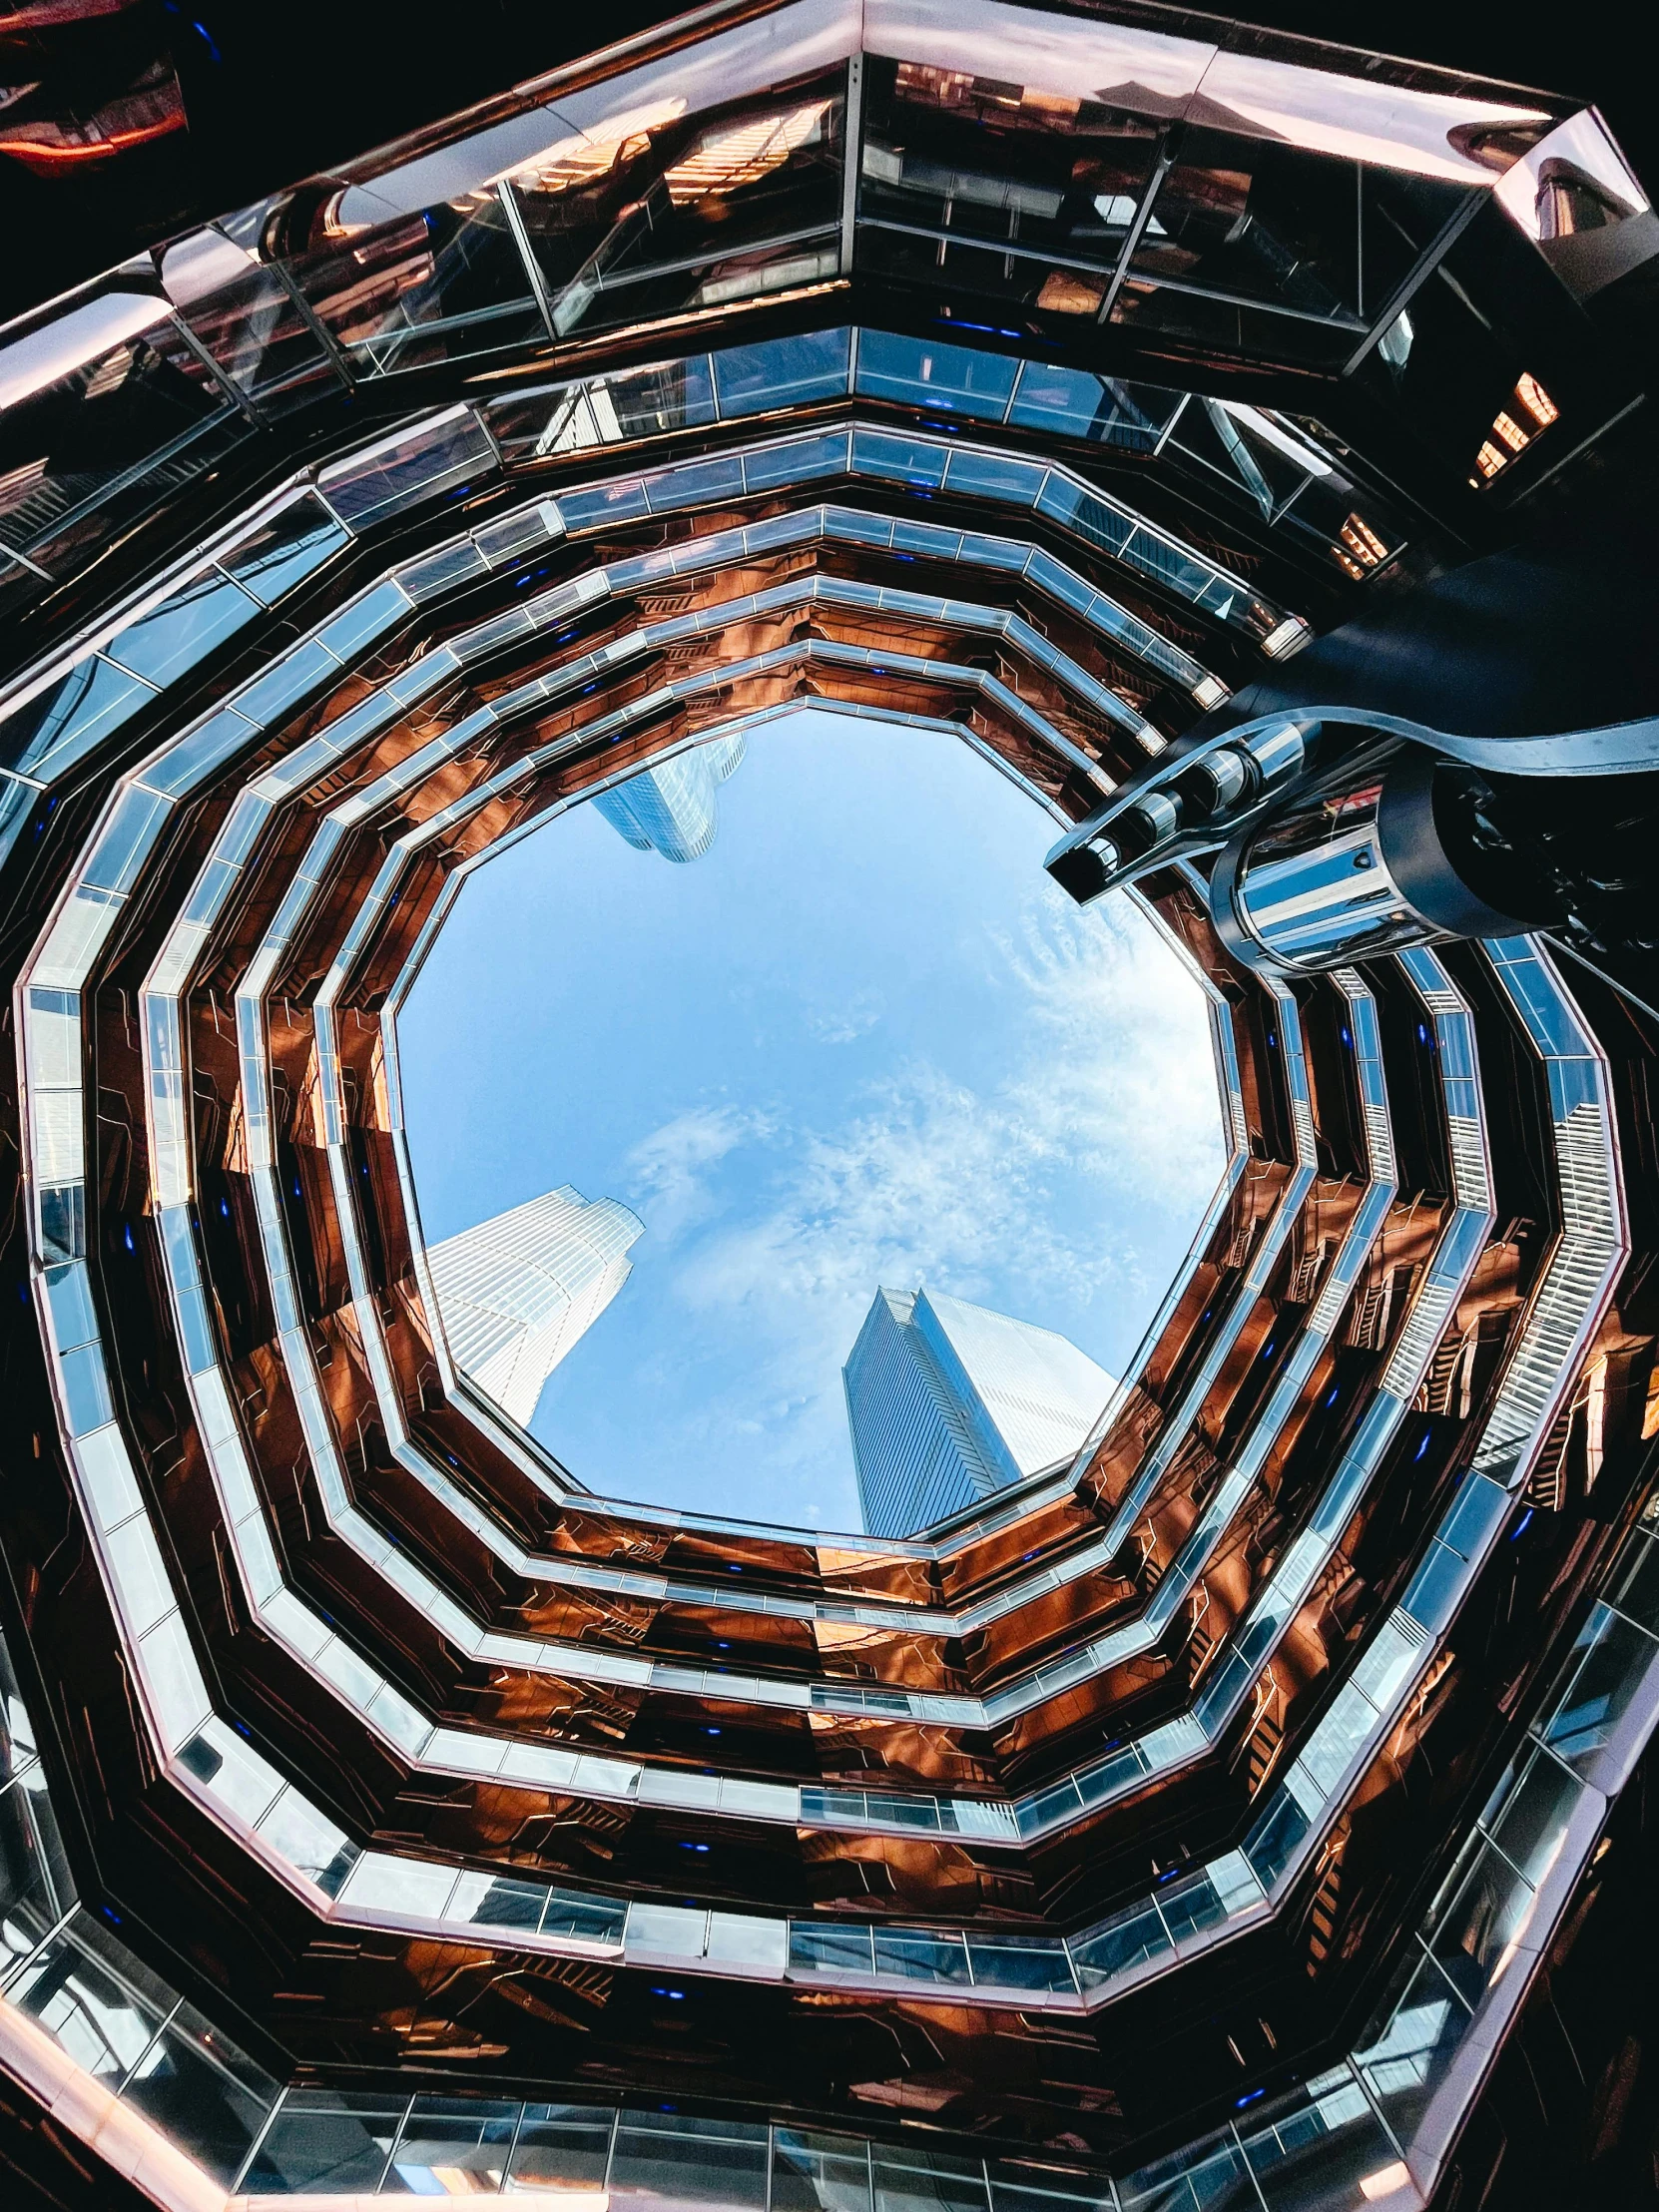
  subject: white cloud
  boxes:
[805,986,885,1046]
[653,888,1225,1503]
[998,887,1225,1214]
[623,1103,773,1243]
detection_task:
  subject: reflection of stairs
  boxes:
[1423,1332,1461,1413]
[1188,1590,1215,1678]
[1348,1263,1419,1352]
[1524,1396,1577,1513]
[1135,1524,1163,1593]
[1248,1709,1283,1794]
[1288,1238,1329,1307]
[1307,1846,1344,1969]
[1347,1278,1389,1351]
[1311,1553,1352,1621]
[1244,1673,1284,1793]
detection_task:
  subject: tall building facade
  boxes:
[426,1187,643,1425]
[591,732,746,861]
[0,9,1656,2209]
[845,1287,1115,1535]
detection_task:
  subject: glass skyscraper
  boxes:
[426,1186,643,1425]
[591,731,746,862]
[843,1287,1115,1537]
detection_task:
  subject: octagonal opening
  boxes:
[397,709,1223,1531]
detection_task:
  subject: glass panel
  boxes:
[539,1890,627,1944]
[243,2089,407,2194]
[873,2148,989,2212]
[1481,1748,1585,1890]
[555,478,654,534]
[775,2130,873,2212]
[486,356,718,462]
[1033,475,1132,560]
[1008,364,1175,452]
[39,1181,87,1265]
[231,636,342,731]
[119,1998,277,2186]
[0,657,154,782]
[254,1789,356,1893]
[319,412,497,529]
[1120,2130,1256,2212]
[1070,1900,1172,1989]
[963,1937,1074,1992]
[80,785,172,896]
[170,265,337,413]
[220,494,347,606]
[459,1874,548,1932]
[1193,1645,1254,1734]
[857,56,1161,324]
[0,1781,63,1972]
[742,427,851,491]
[854,330,1017,421]
[989,2173,1114,2212]
[285,200,542,377]
[609,2111,769,2207]
[1244,1787,1314,1891]
[60,1340,115,1435]
[141,706,262,799]
[1539,1606,1659,1772]
[849,426,949,490]
[1107,281,1357,377]
[1155,1870,1229,1944]
[104,569,261,688]
[1241,2077,1399,2212]
[1425,1838,1537,2010]
[312,578,414,662]
[873,1929,972,1982]
[790,1923,875,1975]
[646,453,747,509]
[9,1917,171,2085]
[508,2102,614,2191]
[1119,528,1214,602]
[0,771,40,867]
[384,2096,520,2195]
[1353,1947,1469,2143]
[1609,1531,1659,1636]
[942,448,1049,504]
[506,79,845,345]
[43,1259,99,1352]
[0,321,239,577]
[1129,136,1362,320]
[715,329,851,415]
[0,1634,36,1781]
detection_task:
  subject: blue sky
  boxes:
[398,710,1223,1531]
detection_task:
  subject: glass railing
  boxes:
[8,0,1603,638]
[20,863,1620,1991]
[20,394,1601,1910]
[1,14,1648,2207]
[4,321,1328,875]
[8,1481,1659,2205]
[15,260,1624,1990]
[13,397,1324,1930]
[148,659,1338,1813]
